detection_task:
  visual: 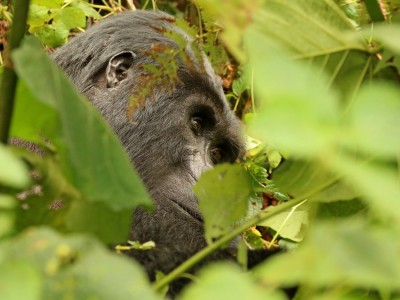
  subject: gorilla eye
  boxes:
[211,148,223,164]
[190,117,203,135]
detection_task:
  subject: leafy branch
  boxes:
[153,196,305,292]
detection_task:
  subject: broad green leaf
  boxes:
[3,228,160,300]
[71,2,101,19]
[194,164,252,244]
[232,72,249,97]
[247,30,340,158]
[309,50,375,100]
[53,7,86,30]
[272,160,359,202]
[369,25,400,55]
[260,202,308,242]
[8,148,78,233]
[30,23,69,47]
[0,144,30,189]
[347,83,400,157]
[255,221,400,290]
[180,263,287,300]
[364,0,385,22]
[66,200,132,244]
[12,36,152,211]
[254,0,363,56]
[11,80,58,143]
[0,260,42,300]
[31,0,62,8]
[249,1,373,100]
[316,199,367,219]
[28,5,52,27]
[326,152,400,221]
[0,195,17,238]
[9,146,132,243]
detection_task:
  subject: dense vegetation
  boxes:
[1,0,400,299]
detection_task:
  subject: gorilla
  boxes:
[52,9,262,294]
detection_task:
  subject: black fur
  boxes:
[53,10,246,293]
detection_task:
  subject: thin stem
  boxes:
[0,0,30,143]
[268,199,308,248]
[251,68,255,114]
[152,197,305,292]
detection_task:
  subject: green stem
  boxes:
[0,0,30,143]
[364,0,385,22]
[152,197,305,292]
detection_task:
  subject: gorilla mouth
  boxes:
[169,198,203,224]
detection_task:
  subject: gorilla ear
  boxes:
[106,51,136,88]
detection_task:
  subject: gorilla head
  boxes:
[53,9,244,291]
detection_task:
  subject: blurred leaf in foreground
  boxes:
[0,228,160,300]
[12,36,151,211]
[0,143,30,189]
[254,220,400,291]
[180,263,287,300]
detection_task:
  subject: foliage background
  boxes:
[1,0,400,299]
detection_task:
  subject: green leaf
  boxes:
[347,83,400,157]
[53,7,86,30]
[28,4,52,27]
[364,0,385,22]
[252,0,364,56]
[0,260,42,300]
[194,164,252,244]
[11,80,59,143]
[260,202,308,242]
[326,152,400,221]
[30,23,69,47]
[254,221,400,290]
[316,199,367,220]
[271,160,359,203]
[2,228,160,300]
[180,263,287,300]
[12,36,152,211]
[369,25,400,55]
[66,200,132,244]
[249,0,374,100]
[232,72,249,97]
[0,144,30,189]
[8,148,78,234]
[31,0,63,9]
[246,30,340,158]
[0,195,17,238]
[71,2,101,19]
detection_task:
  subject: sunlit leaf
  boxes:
[260,202,308,242]
[31,0,62,8]
[255,221,400,289]
[247,30,340,158]
[346,83,400,157]
[180,263,287,300]
[0,260,42,300]
[0,195,17,238]
[2,228,160,300]
[53,7,86,30]
[194,164,252,244]
[326,152,400,221]
[0,144,30,189]
[272,160,359,202]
